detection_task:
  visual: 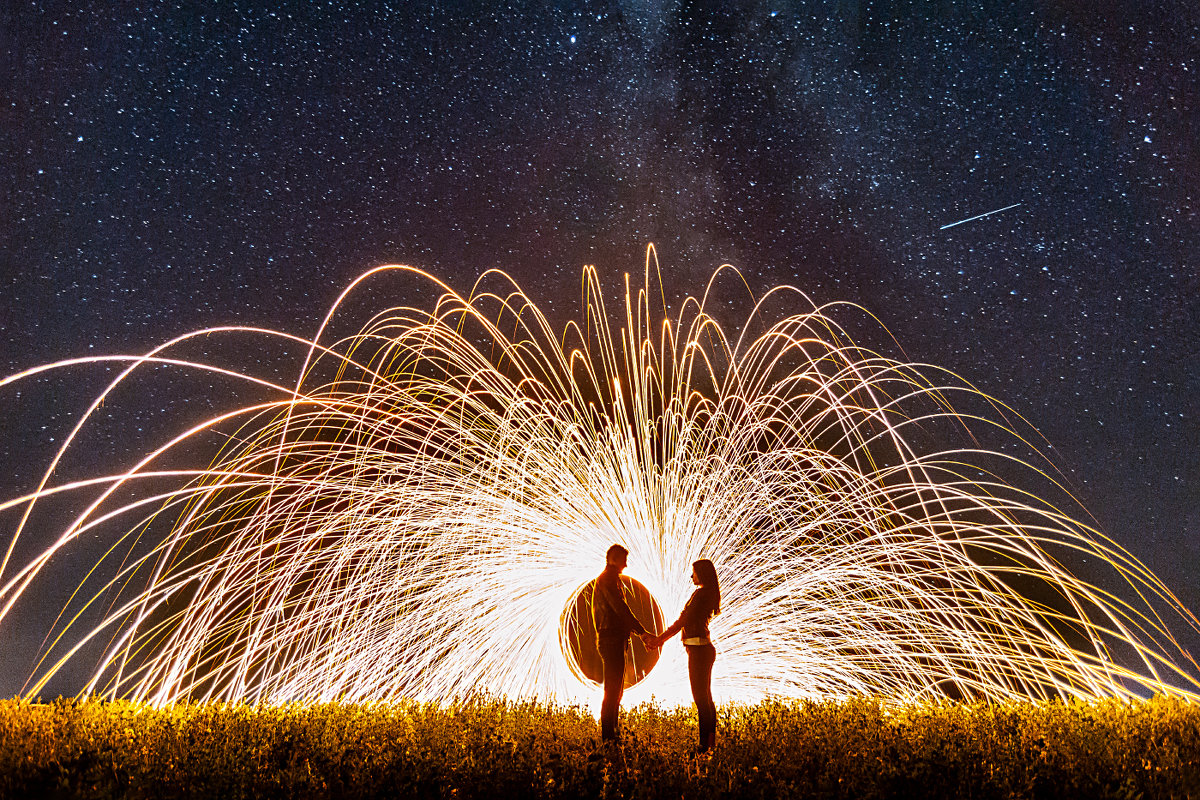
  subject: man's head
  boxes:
[606,544,629,572]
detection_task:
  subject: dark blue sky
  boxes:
[2,1,1197,695]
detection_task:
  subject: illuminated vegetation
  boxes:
[1,696,1197,799]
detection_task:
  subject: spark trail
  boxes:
[1,248,1197,707]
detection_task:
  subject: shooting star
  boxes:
[940,202,1022,230]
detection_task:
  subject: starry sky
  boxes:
[2,1,1197,696]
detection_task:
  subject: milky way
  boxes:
[2,2,1197,696]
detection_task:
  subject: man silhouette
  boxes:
[592,543,654,742]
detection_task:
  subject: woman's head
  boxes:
[692,558,720,613]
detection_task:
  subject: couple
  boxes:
[593,544,720,752]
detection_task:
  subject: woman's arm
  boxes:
[659,615,684,642]
[653,591,698,646]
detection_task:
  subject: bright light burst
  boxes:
[2,248,1198,707]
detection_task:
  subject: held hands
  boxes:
[640,632,662,650]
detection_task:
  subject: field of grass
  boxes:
[1,695,1197,798]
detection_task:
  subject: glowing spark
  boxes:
[1,247,1197,708]
[940,202,1023,230]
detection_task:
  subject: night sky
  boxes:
[2,2,1198,696]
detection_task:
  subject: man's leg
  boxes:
[598,637,626,741]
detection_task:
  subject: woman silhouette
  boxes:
[650,559,720,752]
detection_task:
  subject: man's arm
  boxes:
[596,572,649,635]
[615,576,649,636]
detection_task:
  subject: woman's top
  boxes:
[661,585,719,646]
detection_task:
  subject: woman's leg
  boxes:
[687,644,717,749]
